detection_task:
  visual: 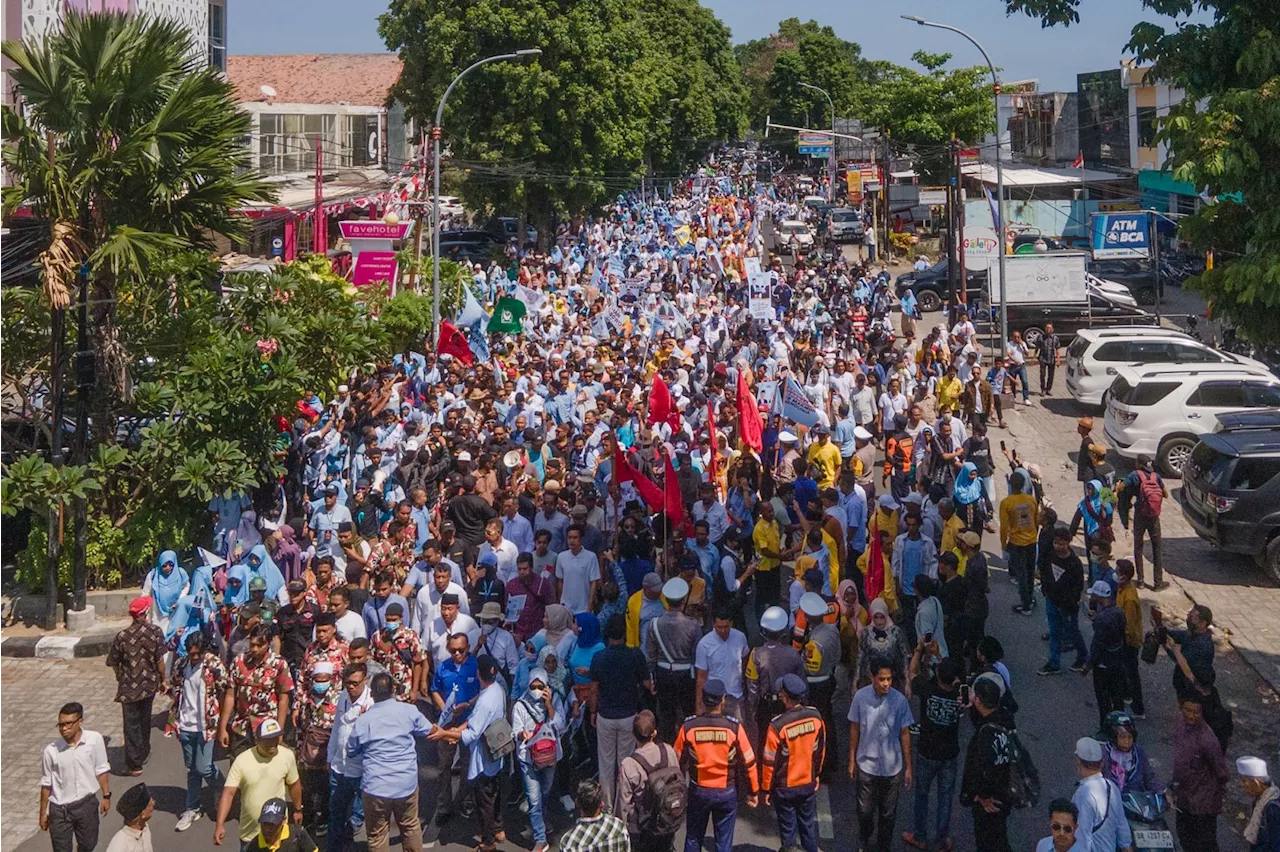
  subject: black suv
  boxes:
[1180,416,1280,582]
[894,259,987,313]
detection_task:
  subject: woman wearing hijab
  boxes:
[222,562,252,608]
[266,523,303,583]
[856,598,911,693]
[513,635,547,700]
[912,574,948,662]
[540,604,577,662]
[837,579,868,668]
[238,544,287,605]
[536,642,572,701]
[142,550,189,633]
[511,668,567,852]
[568,613,605,718]
[1069,478,1114,557]
[229,509,262,560]
[952,461,987,534]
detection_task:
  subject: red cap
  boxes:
[128,596,153,617]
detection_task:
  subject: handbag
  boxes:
[298,725,331,769]
[1085,500,1115,544]
[1140,628,1163,665]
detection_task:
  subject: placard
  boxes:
[748,273,773,321]
[352,250,398,290]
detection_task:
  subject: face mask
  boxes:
[312,681,331,696]
[385,621,401,633]
[481,623,498,636]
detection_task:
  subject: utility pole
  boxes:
[882,128,892,264]
[44,131,63,629]
[314,135,325,254]
[956,140,967,308]
[946,134,958,309]
[406,128,428,293]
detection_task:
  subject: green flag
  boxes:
[488,295,527,334]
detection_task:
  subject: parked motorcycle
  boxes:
[1124,789,1174,851]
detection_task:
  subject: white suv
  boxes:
[1066,326,1272,407]
[1104,364,1280,476]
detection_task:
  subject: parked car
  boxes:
[1180,420,1280,582]
[894,259,987,313]
[432,195,465,217]
[1087,259,1162,304]
[438,229,499,263]
[828,207,865,243]
[486,217,538,246]
[1065,327,1274,407]
[779,219,815,254]
[1103,364,1280,476]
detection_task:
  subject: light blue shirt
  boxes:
[459,681,508,780]
[834,418,858,458]
[346,698,434,799]
[842,487,868,552]
[847,685,914,777]
[1071,773,1132,851]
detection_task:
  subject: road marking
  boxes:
[818,783,833,841]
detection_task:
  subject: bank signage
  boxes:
[1090,212,1150,259]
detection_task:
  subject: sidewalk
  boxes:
[0,617,131,658]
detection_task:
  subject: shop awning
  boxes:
[961,162,1130,187]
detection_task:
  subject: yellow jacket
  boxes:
[999,494,1040,548]
[625,590,668,648]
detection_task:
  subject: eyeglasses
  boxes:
[449,647,469,656]
[56,719,81,729]
[1050,823,1076,833]
[344,679,365,687]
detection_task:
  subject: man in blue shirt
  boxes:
[361,573,410,639]
[346,672,434,852]
[430,655,508,851]
[892,513,938,646]
[429,633,480,824]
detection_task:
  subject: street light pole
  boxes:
[903,15,1007,344]
[432,48,542,345]
[799,82,836,203]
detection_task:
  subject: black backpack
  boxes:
[631,747,687,836]
[995,725,1040,809]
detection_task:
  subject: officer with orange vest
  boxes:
[745,606,807,749]
[673,678,759,852]
[761,673,827,852]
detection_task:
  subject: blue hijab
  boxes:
[165,594,212,654]
[241,544,285,601]
[1079,479,1111,535]
[149,550,188,616]
[224,563,251,607]
[953,461,983,505]
[575,612,601,649]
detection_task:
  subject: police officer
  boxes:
[745,605,807,749]
[795,592,841,774]
[761,673,826,852]
[647,577,702,741]
[673,679,759,852]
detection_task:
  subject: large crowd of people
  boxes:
[38,154,1280,852]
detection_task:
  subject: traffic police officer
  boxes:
[647,577,703,741]
[761,673,827,852]
[745,605,807,748]
[795,591,842,773]
[673,679,759,852]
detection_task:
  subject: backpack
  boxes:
[1136,470,1164,517]
[995,725,1040,809]
[631,747,687,836]
[481,715,516,762]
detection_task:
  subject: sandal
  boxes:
[901,831,928,850]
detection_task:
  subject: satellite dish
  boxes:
[259,85,277,99]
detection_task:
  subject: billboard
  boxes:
[798,130,833,157]
[1091,212,1150,259]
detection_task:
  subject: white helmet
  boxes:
[799,592,828,620]
[760,606,789,635]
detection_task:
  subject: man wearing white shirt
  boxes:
[414,562,471,639]
[554,525,601,613]
[426,595,481,665]
[327,662,375,846]
[695,613,750,720]
[478,519,520,585]
[1070,737,1132,852]
[40,702,111,852]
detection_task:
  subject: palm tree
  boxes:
[2,9,275,414]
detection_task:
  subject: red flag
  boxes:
[1071,151,1084,169]
[646,374,680,431]
[865,513,885,602]
[664,452,691,537]
[613,442,664,511]
[736,370,763,452]
[707,399,720,498]
[437,321,475,366]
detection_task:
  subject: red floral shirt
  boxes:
[371,627,428,701]
[226,651,294,737]
[300,638,349,694]
[167,652,229,742]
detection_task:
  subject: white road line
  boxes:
[818,783,833,841]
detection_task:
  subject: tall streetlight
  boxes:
[432,48,542,344]
[902,15,1008,344]
[798,82,837,203]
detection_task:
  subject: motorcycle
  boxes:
[1124,789,1174,851]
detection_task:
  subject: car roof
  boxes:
[781,219,808,227]
[1215,409,1280,432]
[1201,427,1280,457]
[1076,326,1194,343]
[1113,363,1279,383]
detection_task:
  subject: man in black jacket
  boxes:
[1038,526,1087,676]
[960,677,1014,852]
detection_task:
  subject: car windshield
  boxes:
[831,210,857,221]
[783,223,806,234]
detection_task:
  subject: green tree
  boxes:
[997,0,1280,341]
[737,18,872,129]
[2,11,274,418]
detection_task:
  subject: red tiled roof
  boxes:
[227,54,402,106]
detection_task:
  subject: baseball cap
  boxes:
[257,718,284,739]
[286,579,306,594]
[324,484,339,496]
[959,531,982,548]
[258,798,288,825]
[1074,737,1103,762]
[776,673,808,699]
[1088,581,1114,598]
[456,451,472,462]
[703,678,726,701]
[801,568,825,590]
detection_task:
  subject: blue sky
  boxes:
[229,0,1197,92]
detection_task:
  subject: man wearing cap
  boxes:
[776,432,802,485]
[674,678,759,852]
[244,798,317,852]
[218,625,294,757]
[761,673,825,852]
[647,577,702,741]
[793,591,841,763]
[104,782,154,852]
[106,596,166,777]
[1081,581,1127,731]
[214,718,303,847]
[1238,756,1280,851]
[626,571,669,655]
[474,601,519,683]
[1070,735,1132,852]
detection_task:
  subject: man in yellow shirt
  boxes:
[999,470,1040,615]
[806,426,843,488]
[753,501,796,616]
[935,363,964,414]
[938,499,965,557]
[213,719,302,846]
[1114,560,1145,716]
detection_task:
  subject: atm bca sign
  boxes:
[1091,212,1150,259]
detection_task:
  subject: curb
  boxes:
[1,631,120,659]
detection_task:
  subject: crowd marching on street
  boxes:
[37,155,1280,852]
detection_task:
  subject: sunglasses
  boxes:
[345,678,365,687]
[1050,823,1075,833]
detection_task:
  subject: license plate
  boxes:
[1133,829,1174,849]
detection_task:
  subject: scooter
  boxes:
[1124,789,1174,851]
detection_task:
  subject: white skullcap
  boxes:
[1237,756,1269,778]
[312,661,335,676]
